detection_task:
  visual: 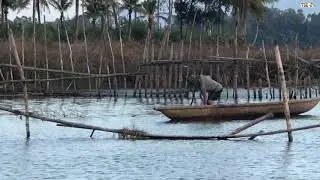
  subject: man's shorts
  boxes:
[208,89,223,101]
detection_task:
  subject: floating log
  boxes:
[228,113,274,135]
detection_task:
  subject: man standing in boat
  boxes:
[187,74,223,105]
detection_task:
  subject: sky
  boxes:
[7,0,320,22]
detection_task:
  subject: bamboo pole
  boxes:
[168,44,173,96]
[106,28,118,97]
[9,29,30,138]
[119,22,127,96]
[32,4,37,92]
[228,113,274,135]
[233,22,239,100]
[155,64,160,97]
[0,68,7,92]
[82,5,91,91]
[8,30,14,92]
[64,25,76,91]
[98,49,103,90]
[44,15,49,93]
[258,78,262,100]
[274,43,293,142]
[58,24,64,91]
[106,64,112,95]
[162,64,167,97]
[21,25,25,66]
[294,34,299,98]
[262,40,271,99]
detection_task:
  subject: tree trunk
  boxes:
[112,4,119,39]
[75,0,79,41]
[128,8,132,40]
[36,0,41,24]
[100,15,105,35]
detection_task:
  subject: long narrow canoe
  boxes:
[154,98,320,122]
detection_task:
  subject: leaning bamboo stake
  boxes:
[274,43,293,142]
[228,113,274,135]
[8,31,14,92]
[58,24,64,91]
[262,40,271,98]
[82,5,91,91]
[65,26,76,91]
[0,68,7,92]
[44,15,49,93]
[9,29,30,138]
[106,28,118,97]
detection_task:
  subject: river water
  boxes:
[1,95,320,179]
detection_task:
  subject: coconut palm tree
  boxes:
[83,0,109,31]
[36,0,49,24]
[140,0,166,37]
[120,0,142,40]
[49,0,73,27]
[1,0,30,34]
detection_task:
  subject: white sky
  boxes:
[7,0,320,22]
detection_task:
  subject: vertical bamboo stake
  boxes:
[274,43,293,142]
[233,22,239,101]
[82,5,91,91]
[155,64,160,97]
[106,28,117,97]
[9,29,30,138]
[308,75,312,98]
[294,34,299,98]
[119,23,127,96]
[33,5,37,92]
[304,77,307,99]
[21,25,25,66]
[168,44,173,96]
[44,15,49,93]
[98,49,103,90]
[106,63,112,95]
[258,78,262,100]
[262,40,271,98]
[58,24,64,91]
[162,64,167,97]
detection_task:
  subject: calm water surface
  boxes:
[1,96,320,180]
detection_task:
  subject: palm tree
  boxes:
[140,0,166,37]
[121,0,141,40]
[36,0,49,24]
[1,0,30,35]
[83,0,109,32]
[49,0,73,27]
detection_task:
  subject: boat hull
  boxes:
[155,98,320,122]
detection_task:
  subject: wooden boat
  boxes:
[154,98,320,122]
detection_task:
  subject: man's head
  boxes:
[187,75,200,88]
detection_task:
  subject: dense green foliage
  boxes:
[0,0,319,47]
